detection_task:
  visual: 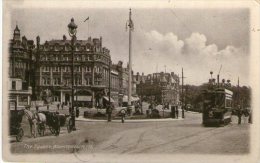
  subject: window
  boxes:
[54,78,60,85]
[225,99,232,108]
[12,81,16,90]
[86,66,91,72]
[42,78,46,85]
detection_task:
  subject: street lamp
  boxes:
[68,18,77,130]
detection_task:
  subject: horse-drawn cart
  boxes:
[9,101,24,142]
[39,111,61,136]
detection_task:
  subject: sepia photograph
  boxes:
[2,0,260,162]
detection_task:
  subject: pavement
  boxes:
[76,116,183,123]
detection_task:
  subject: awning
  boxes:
[103,96,115,103]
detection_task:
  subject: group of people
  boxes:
[236,106,252,124]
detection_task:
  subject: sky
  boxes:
[10,8,250,86]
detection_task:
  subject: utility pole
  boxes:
[109,61,111,104]
[108,60,112,122]
[127,8,134,109]
[181,68,185,118]
[238,77,240,108]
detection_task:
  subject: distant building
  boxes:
[112,61,136,106]
[136,72,180,106]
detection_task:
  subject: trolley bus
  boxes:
[202,88,233,126]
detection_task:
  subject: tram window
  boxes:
[225,99,232,108]
[216,93,225,107]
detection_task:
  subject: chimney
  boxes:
[63,35,67,41]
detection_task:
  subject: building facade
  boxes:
[8,25,136,108]
[8,25,123,107]
[136,72,180,106]
[112,61,136,106]
[35,35,115,107]
[8,25,35,108]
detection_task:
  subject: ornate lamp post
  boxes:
[68,18,77,130]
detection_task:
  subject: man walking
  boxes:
[106,104,112,122]
[57,103,60,110]
[237,105,242,125]
[175,107,179,119]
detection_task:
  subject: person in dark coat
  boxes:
[175,107,179,118]
[106,104,112,122]
[237,106,242,125]
[76,107,79,118]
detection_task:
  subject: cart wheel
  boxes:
[16,128,24,142]
[67,118,72,133]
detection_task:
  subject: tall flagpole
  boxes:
[127,8,134,107]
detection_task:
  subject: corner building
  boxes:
[35,35,113,107]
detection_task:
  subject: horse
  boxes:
[24,109,46,137]
[36,112,47,136]
[24,109,37,138]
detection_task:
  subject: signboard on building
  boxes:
[74,96,92,101]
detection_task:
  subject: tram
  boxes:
[202,87,233,126]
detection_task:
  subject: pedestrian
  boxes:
[71,109,76,131]
[248,109,252,124]
[35,105,39,121]
[57,103,60,110]
[175,107,179,118]
[237,106,242,125]
[69,107,72,115]
[243,108,249,124]
[47,104,49,110]
[106,104,112,122]
[61,102,64,110]
[76,107,79,118]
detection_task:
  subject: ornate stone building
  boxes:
[34,34,116,107]
[8,25,35,107]
[8,25,135,108]
[136,72,180,106]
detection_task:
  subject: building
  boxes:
[8,25,123,108]
[136,72,180,106]
[8,25,35,108]
[34,34,116,107]
[112,61,136,106]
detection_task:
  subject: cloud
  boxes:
[132,30,249,86]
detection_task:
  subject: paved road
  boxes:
[10,111,250,155]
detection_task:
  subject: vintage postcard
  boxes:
[2,0,260,162]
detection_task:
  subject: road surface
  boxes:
[10,111,250,155]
